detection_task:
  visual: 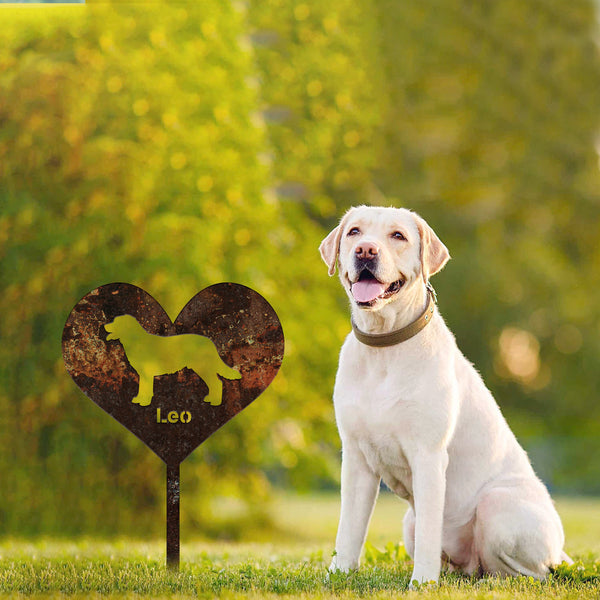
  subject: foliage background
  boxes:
[0,0,599,537]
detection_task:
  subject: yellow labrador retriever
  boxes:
[320,205,570,586]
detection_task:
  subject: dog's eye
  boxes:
[347,227,360,236]
[391,231,407,241]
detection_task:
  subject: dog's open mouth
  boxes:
[351,270,404,307]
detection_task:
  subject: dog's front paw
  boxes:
[408,568,439,590]
[133,397,152,407]
[328,554,357,574]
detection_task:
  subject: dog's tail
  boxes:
[560,552,574,566]
[219,362,242,380]
[497,550,545,580]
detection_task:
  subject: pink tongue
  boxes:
[352,280,387,303]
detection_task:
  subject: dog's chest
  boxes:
[334,343,425,437]
[333,340,440,498]
[359,433,413,499]
[335,378,416,497]
[333,333,457,500]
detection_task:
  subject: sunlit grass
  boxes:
[0,493,599,599]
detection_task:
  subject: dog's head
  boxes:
[319,206,449,311]
[104,314,143,341]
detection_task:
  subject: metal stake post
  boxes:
[166,462,180,570]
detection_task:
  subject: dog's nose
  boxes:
[355,241,379,260]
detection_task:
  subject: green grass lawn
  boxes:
[1,492,599,599]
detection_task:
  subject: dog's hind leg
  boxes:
[202,375,223,407]
[474,486,565,579]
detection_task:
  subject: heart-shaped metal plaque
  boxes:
[62,282,284,465]
[62,282,283,568]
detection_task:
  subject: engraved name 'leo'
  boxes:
[157,409,192,424]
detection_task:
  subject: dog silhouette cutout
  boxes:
[104,315,241,407]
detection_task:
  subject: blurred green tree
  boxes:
[0,0,599,538]
[0,2,341,536]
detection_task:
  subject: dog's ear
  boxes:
[415,214,450,281]
[319,224,344,276]
[320,208,357,276]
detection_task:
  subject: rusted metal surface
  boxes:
[62,282,284,465]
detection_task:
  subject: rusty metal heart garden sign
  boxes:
[62,282,284,568]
